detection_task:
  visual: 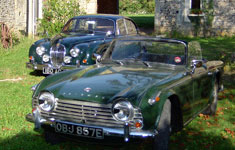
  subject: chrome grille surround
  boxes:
[32,98,143,129]
[50,44,66,67]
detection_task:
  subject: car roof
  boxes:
[72,14,130,21]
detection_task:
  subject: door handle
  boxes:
[208,72,213,75]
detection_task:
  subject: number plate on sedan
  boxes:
[55,122,104,139]
[43,67,62,74]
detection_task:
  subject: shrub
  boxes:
[38,0,83,36]
[120,0,154,14]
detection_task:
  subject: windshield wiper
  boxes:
[112,60,124,66]
[141,61,152,67]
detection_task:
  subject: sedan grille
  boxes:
[33,98,143,128]
[50,44,66,67]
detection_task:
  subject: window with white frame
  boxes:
[190,0,202,14]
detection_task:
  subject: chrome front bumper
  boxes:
[26,111,156,141]
[26,62,78,71]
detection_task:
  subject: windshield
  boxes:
[62,18,115,34]
[104,39,186,65]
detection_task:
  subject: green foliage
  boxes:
[202,0,214,37]
[38,0,83,36]
[120,0,155,14]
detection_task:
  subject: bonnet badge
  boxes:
[84,87,91,92]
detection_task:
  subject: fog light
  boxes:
[135,120,143,129]
[83,59,87,64]
[42,54,50,62]
[64,56,72,64]
[29,56,34,60]
[32,107,37,113]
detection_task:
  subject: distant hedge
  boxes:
[120,0,155,14]
[38,0,83,36]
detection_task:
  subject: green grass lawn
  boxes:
[126,14,154,29]
[0,37,234,150]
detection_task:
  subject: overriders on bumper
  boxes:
[26,112,156,141]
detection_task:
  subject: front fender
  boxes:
[29,38,50,63]
[140,88,175,130]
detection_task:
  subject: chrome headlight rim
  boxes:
[64,56,72,64]
[42,54,50,62]
[112,99,134,122]
[70,47,80,57]
[36,46,46,56]
[38,91,56,112]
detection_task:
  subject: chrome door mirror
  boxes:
[191,60,203,74]
[106,31,113,37]
[92,53,102,63]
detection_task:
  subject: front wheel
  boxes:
[153,99,171,150]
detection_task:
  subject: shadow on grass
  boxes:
[0,130,145,150]
[169,127,234,150]
[128,16,154,29]
[223,73,235,89]
[0,128,234,150]
[29,70,46,77]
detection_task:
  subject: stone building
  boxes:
[155,0,235,36]
[0,0,118,35]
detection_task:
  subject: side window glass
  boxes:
[117,19,127,35]
[125,19,137,35]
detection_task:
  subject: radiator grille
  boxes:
[33,98,143,128]
[50,44,66,67]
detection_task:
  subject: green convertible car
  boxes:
[26,37,224,149]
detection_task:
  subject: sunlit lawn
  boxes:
[0,36,234,149]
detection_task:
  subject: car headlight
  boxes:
[42,54,50,62]
[70,48,80,57]
[36,46,46,56]
[112,100,134,122]
[38,92,55,112]
[64,56,72,64]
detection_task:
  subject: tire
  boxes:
[203,80,218,115]
[44,129,65,145]
[153,99,171,150]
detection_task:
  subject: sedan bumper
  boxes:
[26,112,156,141]
[26,62,79,73]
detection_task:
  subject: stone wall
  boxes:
[79,0,97,14]
[0,0,27,33]
[213,0,235,36]
[155,0,235,36]
[155,0,182,33]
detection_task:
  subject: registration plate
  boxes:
[55,122,104,139]
[43,67,62,74]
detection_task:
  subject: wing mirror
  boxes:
[191,60,203,74]
[92,53,102,63]
[106,31,113,37]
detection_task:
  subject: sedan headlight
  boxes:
[38,92,55,112]
[70,48,80,57]
[112,100,134,122]
[42,54,50,62]
[64,56,72,64]
[36,46,46,56]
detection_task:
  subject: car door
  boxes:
[188,41,213,116]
